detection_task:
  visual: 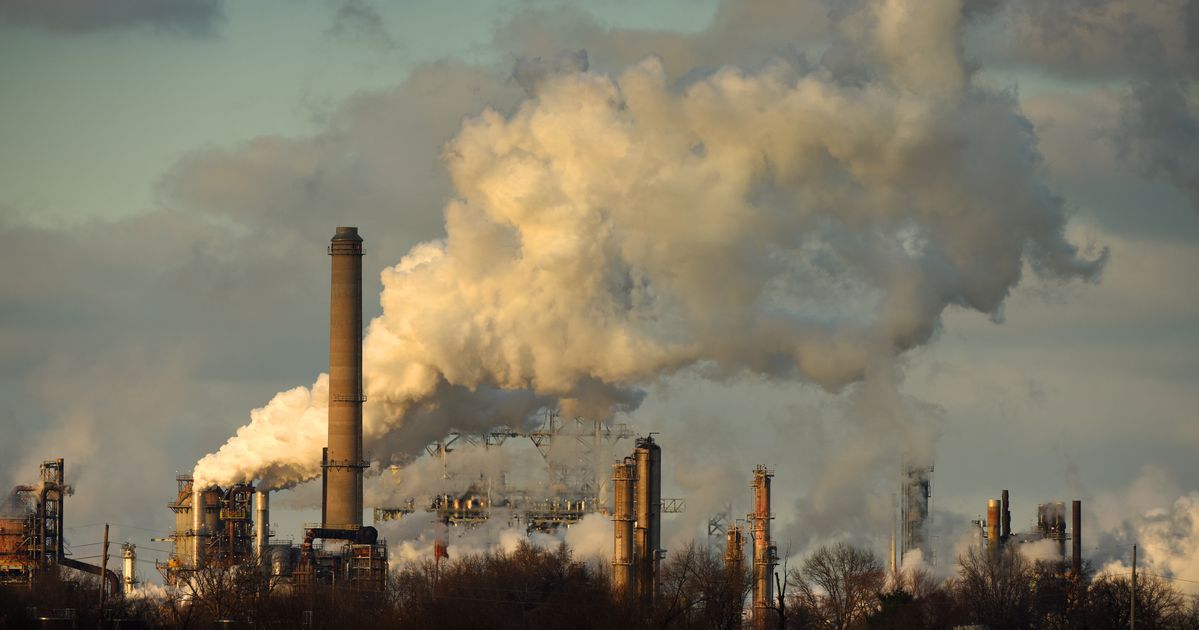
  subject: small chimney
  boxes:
[1072,500,1082,578]
[1001,489,1011,542]
[255,489,270,560]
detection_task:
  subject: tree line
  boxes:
[2,540,1197,629]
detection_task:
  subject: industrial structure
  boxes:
[612,457,635,598]
[898,463,933,567]
[158,476,258,583]
[1,459,119,595]
[974,490,1084,576]
[159,228,386,590]
[373,413,659,533]
[608,436,665,606]
[750,465,777,630]
[724,522,746,621]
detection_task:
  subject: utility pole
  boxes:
[1130,544,1136,630]
[99,523,110,620]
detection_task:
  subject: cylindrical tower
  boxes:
[122,543,137,595]
[192,487,205,568]
[751,465,775,630]
[612,458,636,597]
[726,523,746,622]
[325,226,365,529]
[255,490,270,560]
[1071,500,1082,578]
[986,499,1001,552]
[725,523,745,575]
[634,436,661,605]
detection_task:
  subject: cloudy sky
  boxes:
[1,0,1196,586]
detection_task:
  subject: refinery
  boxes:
[0,228,1132,630]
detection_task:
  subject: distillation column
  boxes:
[634,436,661,606]
[612,458,636,597]
[751,466,776,630]
[325,226,366,529]
[122,543,137,595]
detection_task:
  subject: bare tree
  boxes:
[653,542,751,630]
[790,543,883,630]
[955,546,1035,629]
[1086,572,1191,629]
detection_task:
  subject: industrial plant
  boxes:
[0,227,1180,629]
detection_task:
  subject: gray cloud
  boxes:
[0,0,222,34]
[1117,79,1199,212]
[326,0,397,51]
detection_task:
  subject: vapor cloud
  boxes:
[194,0,1104,492]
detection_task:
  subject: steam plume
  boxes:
[195,0,1104,490]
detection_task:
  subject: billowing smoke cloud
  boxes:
[1118,79,1199,212]
[195,0,1104,490]
[0,0,222,34]
[1095,492,1199,595]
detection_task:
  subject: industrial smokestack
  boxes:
[325,226,365,530]
[612,458,635,598]
[986,499,1001,552]
[1001,489,1011,543]
[255,489,270,560]
[726,523,745,621]
[634,436,661,606]
[192,486,204,568]
[1072,499,1082,578]
[751,465,775,630]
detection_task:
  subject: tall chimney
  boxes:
[1072,500,1082,578]
[254,490,270,560]
[634,436,661,605]
[612,458,635,598]
[1001,489,1011,543]
[751,466,775,630]
[325,226,365,529]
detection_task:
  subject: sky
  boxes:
[1,0,1197,588]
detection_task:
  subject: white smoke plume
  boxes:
[1094,491,1199,595]
[195,0,1105,490]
